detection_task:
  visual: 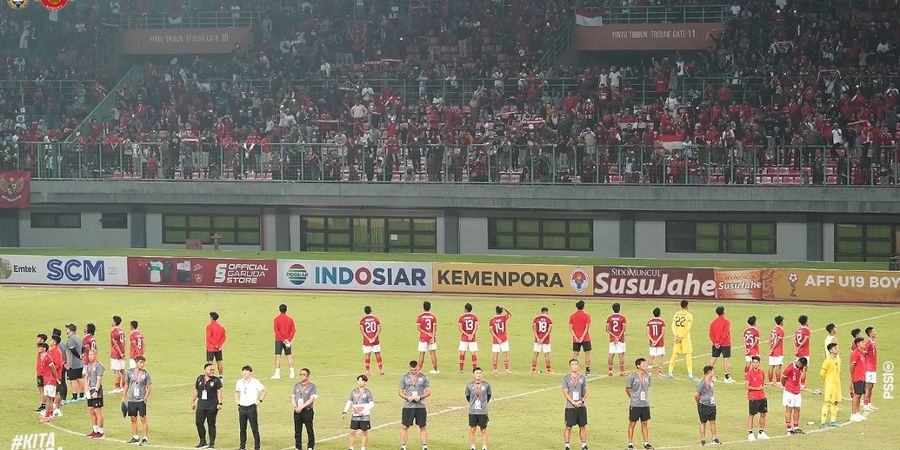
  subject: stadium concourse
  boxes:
[1,0,898,185]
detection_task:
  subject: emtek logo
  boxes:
[46,258,106,282]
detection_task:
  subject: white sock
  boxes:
[98,428,103,434]
[133,435,139,439]
[274,368,281,374]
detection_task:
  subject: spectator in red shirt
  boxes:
[708,306,735,384]
[206,312,227,378]
[273,304,296,380]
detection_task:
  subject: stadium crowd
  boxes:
[1,0,898,185]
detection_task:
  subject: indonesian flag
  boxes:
[657,134,685,151]
[575,8,603,27]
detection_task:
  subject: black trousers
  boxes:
[294,408,315,449]
[238,404,261,450]
[195,408,218,444]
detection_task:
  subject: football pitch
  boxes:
[2,285,898,450]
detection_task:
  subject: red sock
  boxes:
[793,422,799,429]
[504,359,510,370]
[608,364,613,373]
[375,354,383,370]
[459,354,465,371]
[492,359,498,371]
[546,361,552,371]
[364,355,371,372]
[619,363,625,373]
[531,360,537,371]
[471,354,478,369]
[786,422,791,431]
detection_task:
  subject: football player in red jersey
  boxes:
[793,316,811,388]
[458,303,479,373]
[109,316,126,393]
[359,306,384,376]
[489,306,512,374]
[569,300,593,375]
[780,358,807,435]
[863,327,878,412]
[416,301,439,374]
[646,308,666,379]
[532,307,554,374]
[129,320,145,370]
[768,316,785,384]
[606,303,628,376]
[743,316,760,373]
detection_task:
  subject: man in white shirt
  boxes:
[235,365,267,450]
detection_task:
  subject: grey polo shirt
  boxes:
[562,373,587,408]
[696,378,716,406]
[399,372,430,409]
[125,368,152,402]
[465,381,492,415]
[347,388,374,421]
[625,372,651,407]
[66,334,84,369]
[292,382,318,411]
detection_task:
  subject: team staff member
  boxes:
[85,349,105,439]
[465,367,492,450]
[569,301,593,376]
[707,307,735,383]
[342,375,374,450]
[273,304,296,380]
[562,358,588,450]
[745,356,770,441]
[192,363,223,449]
[819,343,841,429]
[848,337,867,422]
[292,368,318,450]
[110,316,127,394]
[625,358,653,450]
[122,356,152,446]
[65,324,86,401]
[206,312,227,378]
[399,360,432,450]
[235,365,267,450]
[695,366,721,446]
[667,301,694,380]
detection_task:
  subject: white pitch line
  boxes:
[655,420,853,449]
[45,422,199,450]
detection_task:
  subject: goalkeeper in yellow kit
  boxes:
[819,342,842,428]
[667,300,695,380]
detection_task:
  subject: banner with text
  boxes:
[714,269,766,300]
[127,257,277,289]
[575,23,724,51]
[120,28,252,54]
[278,260,432,292]
[765,269,900,304]
[0,171,30,208]
[593,266,717,299]
[0,255,127,285]
[433,263,592,296]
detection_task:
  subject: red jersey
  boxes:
[489,315,509,344]
[782,363,803,394]
[130,330,145,358]
[458,313,478,342]
[416,312,437,342]
[569,310,591,342]
[40,352,58,386]
[50,346,63,380]
[864,339,877,371]
[708,316,732,346]
[851,348,867,382]
[206,321,226,352]
[769,326,784,357]
[743,327,760,356]
[110,326,126,360]
[647,318,665,346]
[606,313,627,343]
[274,313,296,341]
[82,334,97,362]
[533,315,553,344]
[794,326,811,357]
[360,315,381,345]
[745,368,767,400]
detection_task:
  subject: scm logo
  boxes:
[46,258,107,282]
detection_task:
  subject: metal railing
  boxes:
[2,142,895,187]
[65,66,144,142]
[578,4,731,24]
[120,11,258,29]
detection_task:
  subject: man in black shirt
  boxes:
[191,363,223,449]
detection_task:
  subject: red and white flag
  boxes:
[575,8,604,27]
[0,171,31,209]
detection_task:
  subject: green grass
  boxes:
[2,287,898,450]
[0,247,888,270]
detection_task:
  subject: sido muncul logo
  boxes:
[7,0,29,10]
[0,258,12,280]
[570,267,589,293]
[286,263,308,286]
